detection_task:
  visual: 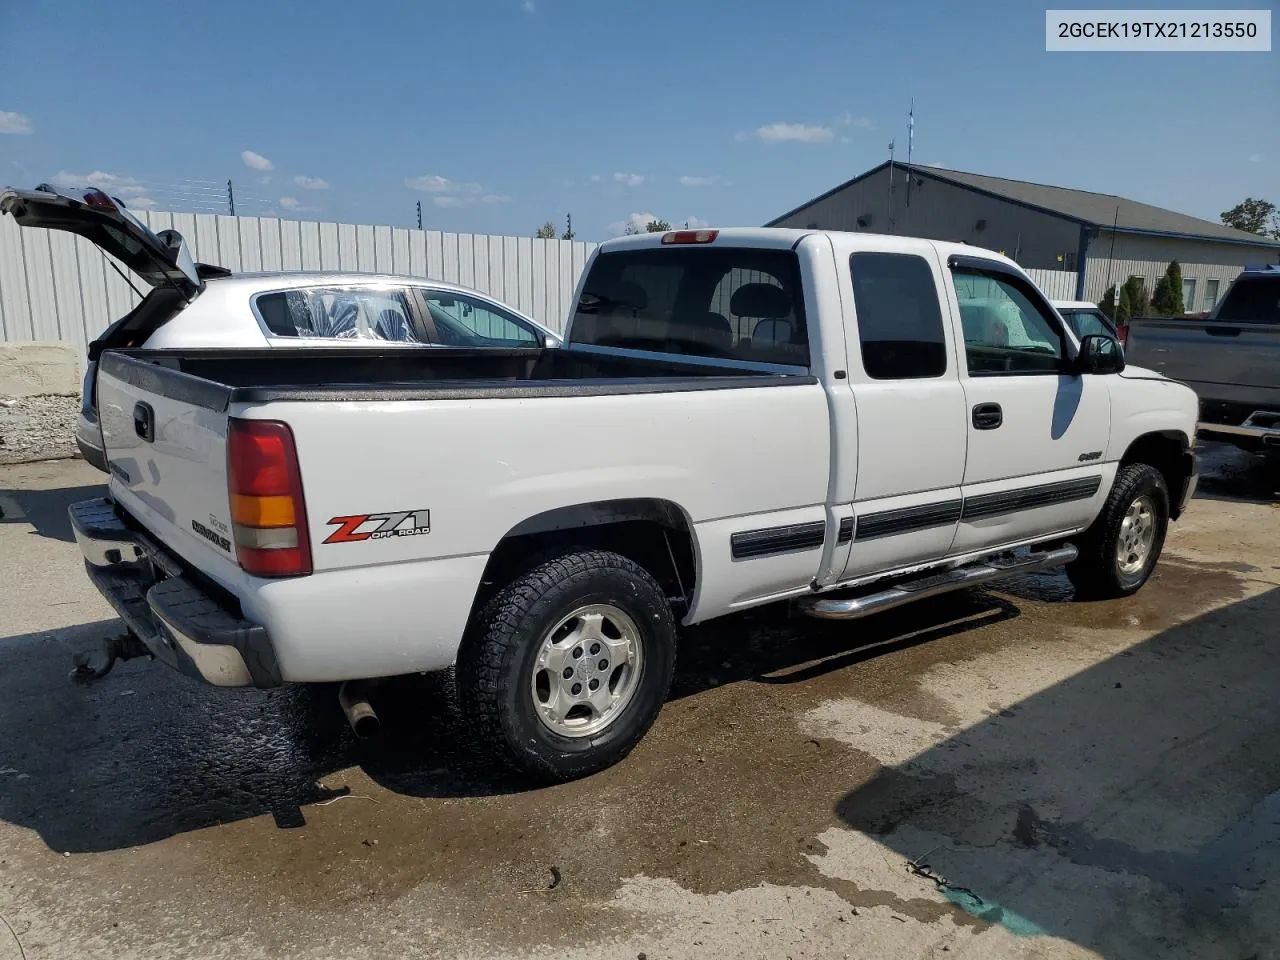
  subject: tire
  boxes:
[1066,463,1169,600]
[455,549,677,782]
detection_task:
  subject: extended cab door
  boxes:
[830,238,968,581]
[946,255,1111,554]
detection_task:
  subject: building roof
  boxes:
[769,162,1280,248]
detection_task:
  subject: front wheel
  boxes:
[1066,463,1170,600]
[456,550,677,782]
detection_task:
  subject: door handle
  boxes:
[133,401,155,442]
[972,402,1003,430]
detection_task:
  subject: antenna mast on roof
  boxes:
[887,140,896,232]
[906,98,915,208]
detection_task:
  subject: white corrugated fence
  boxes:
[0,210,598,362]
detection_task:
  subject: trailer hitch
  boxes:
[70,631,153,684]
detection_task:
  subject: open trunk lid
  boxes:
[1,185,204,297]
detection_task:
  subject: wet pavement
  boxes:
[0,443,1276,959]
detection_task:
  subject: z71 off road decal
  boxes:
[324,510,431,544]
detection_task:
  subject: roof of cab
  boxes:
[597,226,1019,269]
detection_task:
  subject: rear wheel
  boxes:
[1067,463,1169,600]
[456,549,677,782]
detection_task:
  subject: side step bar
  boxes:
[798,545,1078,621]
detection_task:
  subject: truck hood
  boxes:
[1119,364,1171,382]
[1,184,204,298]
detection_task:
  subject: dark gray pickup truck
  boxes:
[1126,265,1280,461]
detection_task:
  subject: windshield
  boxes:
[1216,276,1280,324]
[570,247,809,366]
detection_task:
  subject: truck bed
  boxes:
[100,345,812,409]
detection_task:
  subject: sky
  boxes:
[0,0,1276,241]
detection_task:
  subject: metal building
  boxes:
[767,163,1280,309]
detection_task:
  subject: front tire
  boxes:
[456,550,677,782]
[1067,463,1169,600]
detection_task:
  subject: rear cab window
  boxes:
[570,247,809,367]
[1216,275,1280,324]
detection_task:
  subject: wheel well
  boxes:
[1121,431,1193,518]
[474,499,697,618]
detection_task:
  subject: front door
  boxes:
[947,259,1111,555]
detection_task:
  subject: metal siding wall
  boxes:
[0,210,596,359]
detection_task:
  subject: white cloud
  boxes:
[1248,153,1263,163]
[749,123,834,143]
[50,170,158,209]
[279,196,319,213]
[480,194,510,204]
[522,0,535,11]
[241,150,274,171]
[0,111,33,135]
[684,216,711,229]
[679,175,720,187]
[839,113,873,129]
[609,212,660,235]
[293,175,330,190]
[614,172,646,187]
[405,174,483,195]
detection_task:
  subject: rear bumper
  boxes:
[1196,410,1280,451]
[70,498,281,688]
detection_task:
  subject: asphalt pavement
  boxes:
[0,445,1276,959]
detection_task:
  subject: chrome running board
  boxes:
[798,545,1078,621]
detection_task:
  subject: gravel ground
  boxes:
[0,443,1276,960]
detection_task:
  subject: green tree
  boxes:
[1115,283,1132,326]
[535,221,556,239]
[1166,260,1184,314]
[1098,285,1117,320]
[1123,276,1149,317]
[1221,197,1280,238]
[1151,275,1175,316]
[645,219,672,233]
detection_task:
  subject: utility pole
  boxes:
[416,200,423,230]
[887,141,895,232]
[226,179,235,216]
[566,212,573,240]
[906,97,914,208]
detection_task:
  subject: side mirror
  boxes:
[1078,334,1125,375]
[543,335,559,349]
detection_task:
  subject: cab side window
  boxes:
[849,252,948,379]
[952,269,1065,376]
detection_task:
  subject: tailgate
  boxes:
[96,352,241,581]
[1126,318,1280,396]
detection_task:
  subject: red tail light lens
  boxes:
[82,188,119,211]
[227,419,312,577]
[1117,323,1129,347]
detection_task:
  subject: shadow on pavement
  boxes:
[834,586,1280,959]
[0,589,1019,853]
[0,483,105,543]
[1194,440,1277,503]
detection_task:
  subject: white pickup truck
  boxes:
[68,227,1199,780]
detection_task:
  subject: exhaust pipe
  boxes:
[338,681,381,738]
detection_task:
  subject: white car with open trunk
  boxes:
[25,209,1202,780]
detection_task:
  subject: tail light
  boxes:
[82,188,119,211]
[1116,323,1129,348]
[227,418,312,577]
